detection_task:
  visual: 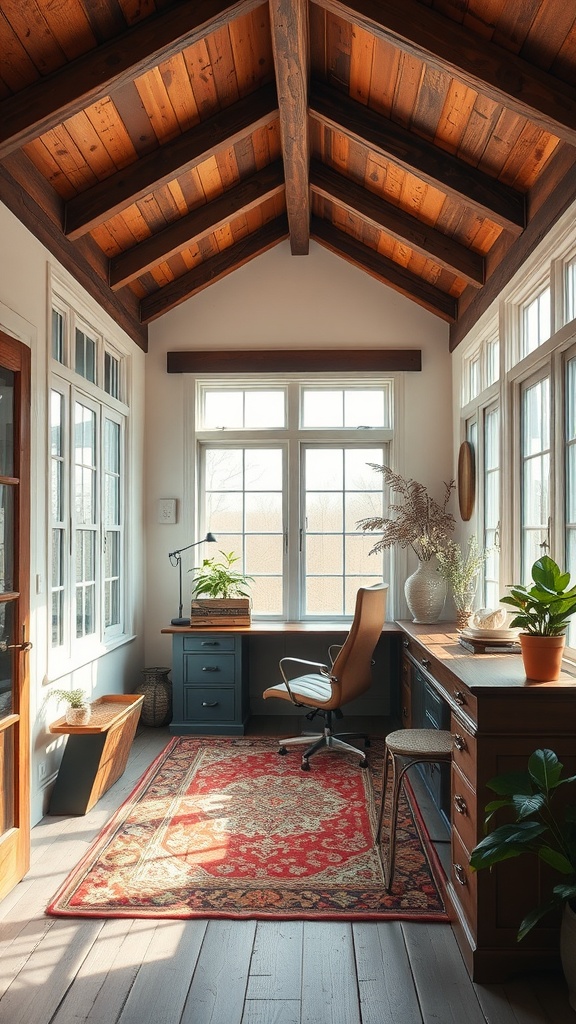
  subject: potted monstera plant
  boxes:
[470,748,576,1008]
[501,555,576,681]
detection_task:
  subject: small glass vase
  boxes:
[453,581,478,630]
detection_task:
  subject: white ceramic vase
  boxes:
[404,559,447,623]
[561,902,576,1010]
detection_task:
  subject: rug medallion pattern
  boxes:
[47,736,447,920]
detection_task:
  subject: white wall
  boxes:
[145,239,452,665]
[0,203,147,824]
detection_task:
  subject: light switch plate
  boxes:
[158,498,177,524]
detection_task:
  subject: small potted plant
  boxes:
[470,748,576,1007]
[52,687,91,726]
[189,550,253,626]
[501,555,576,680]
[436,534,488,629]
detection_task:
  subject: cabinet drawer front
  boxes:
[451,720,476,783]
[451,826,477,938]
[184,654,235,683]
[451,765,478,852]
[183,686,235,722]
[183,636,237,652]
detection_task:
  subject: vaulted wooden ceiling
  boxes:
[2,0,576,352]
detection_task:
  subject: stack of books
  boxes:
[458,627,521,655]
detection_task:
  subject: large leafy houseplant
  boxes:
[470,748,576,940]
[190,550,253,599]
[500,556,576,680]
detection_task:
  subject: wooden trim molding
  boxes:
[458,440,475,521]
[167,350,422,373]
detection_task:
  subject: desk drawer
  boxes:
[451,764,477,852]
[183,636,237,652]
[183,686,235,722]
[451,719,476,784]
[451,826,477,938]
[184,653,235,684]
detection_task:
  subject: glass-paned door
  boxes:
[0,331,31,901]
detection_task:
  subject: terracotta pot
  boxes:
[519,633,566,681]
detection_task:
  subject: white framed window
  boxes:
[520,371,551,579]
[565,256,576,324]
[483,403,500,607]
[565,352,576,649]
[195,382,391,619]
[49,289,129,668]
[520,285,551,357]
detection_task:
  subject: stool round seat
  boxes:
[377,727,453,891]
[385,728,453,759]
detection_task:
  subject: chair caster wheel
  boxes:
[301,760,311,771]
[278,746,287,755]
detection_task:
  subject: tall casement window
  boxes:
[520,373,551,578]
[196,382,391,619]
[50,293,128,666]
[520,284,551,357]
[566,353,576,648]
[483,404,500,608]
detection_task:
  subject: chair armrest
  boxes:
[278,657,334,701]
[328,644,343,665]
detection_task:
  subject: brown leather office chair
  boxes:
[263,583,388,770]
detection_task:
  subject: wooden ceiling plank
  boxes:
[139,213,289,321]
[110,161,285,287]
[0,0,265,159]
[166,348,422,372]
[64,83,279,239]
[309,159,484,285]
[269,0,310,254]
[321,0,576,146]
[310,79,526,233]
[311,215,457,321]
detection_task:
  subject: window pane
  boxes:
[245,449,282,490]
[202,390,285,429]
[245,535,283,575]
[306,493,343,532]
[343,391,385,427]
[206,449,243,490]
[52,309,64,362]
[521,378,550,579]
[305,449,343,490]
[0,486,14,593]
[567,357,576,649]
[307,535,343,574]
[204,391,243,429]
[302,390,343,428]
[486,338,499,385]
[244,391,285,428]
[207,491,243,533]
[566,260,576,323]
[0,369,14,478]
[104,352,120,398]
[306,577,343,616]
[521,288,551,357]
[245,492,282,532]
[75,328,96,383]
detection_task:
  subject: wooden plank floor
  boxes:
[0,722,573,1024]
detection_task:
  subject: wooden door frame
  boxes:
[0,329,31,898]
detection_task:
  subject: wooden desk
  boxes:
[48,694,144,815]
[162,622,401,735]
[398,621,576,982]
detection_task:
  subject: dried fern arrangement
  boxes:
[358,465,456,562]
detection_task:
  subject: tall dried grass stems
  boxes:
[358,465,456,563]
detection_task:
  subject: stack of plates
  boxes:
[461,626,520,641]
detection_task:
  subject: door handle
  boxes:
[0,627,33,653]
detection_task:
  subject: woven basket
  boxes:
[136,667,172,727]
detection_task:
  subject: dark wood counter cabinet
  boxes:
[398,621,576,983]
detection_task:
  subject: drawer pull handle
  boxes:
[453,864,467,886]
[421,658,431,668]
[201,641,218,647]
[202,701,219,708]
[453,690,466,705]
[454,794,468,814]
[202,666,218,672]
[403,639,409,648]
[453,734,466,752]
[402,706,409,719]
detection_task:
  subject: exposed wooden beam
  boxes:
[110,162,285,289]
[450,151,576,350]
[0,153,148,351]
[310,81,525,234]
[323,0,576,147]
[269,0,310,254]
[310,160,484,287]
[167,349,422,372]
[65,85,279,240]
[311,216,456,322]
[0,0,264,159]
[140,215,289,322]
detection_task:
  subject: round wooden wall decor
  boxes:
[458,441,475,521]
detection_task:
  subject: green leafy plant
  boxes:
[436,535,488,602]
[501,556,576,636]
[190,550,253,599]
[51,687,88,708]
[470,748,576,939]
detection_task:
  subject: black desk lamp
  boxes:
[168,532,217,626]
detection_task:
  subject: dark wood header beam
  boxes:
[310,81,525,234]
[0,0,265,159]
[324,0,576,147]
[167,349,422,372]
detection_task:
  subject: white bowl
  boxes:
[462,627,520,640]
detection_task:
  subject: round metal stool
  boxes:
[376,728,453,890]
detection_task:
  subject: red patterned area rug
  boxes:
[47,736,448,921]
